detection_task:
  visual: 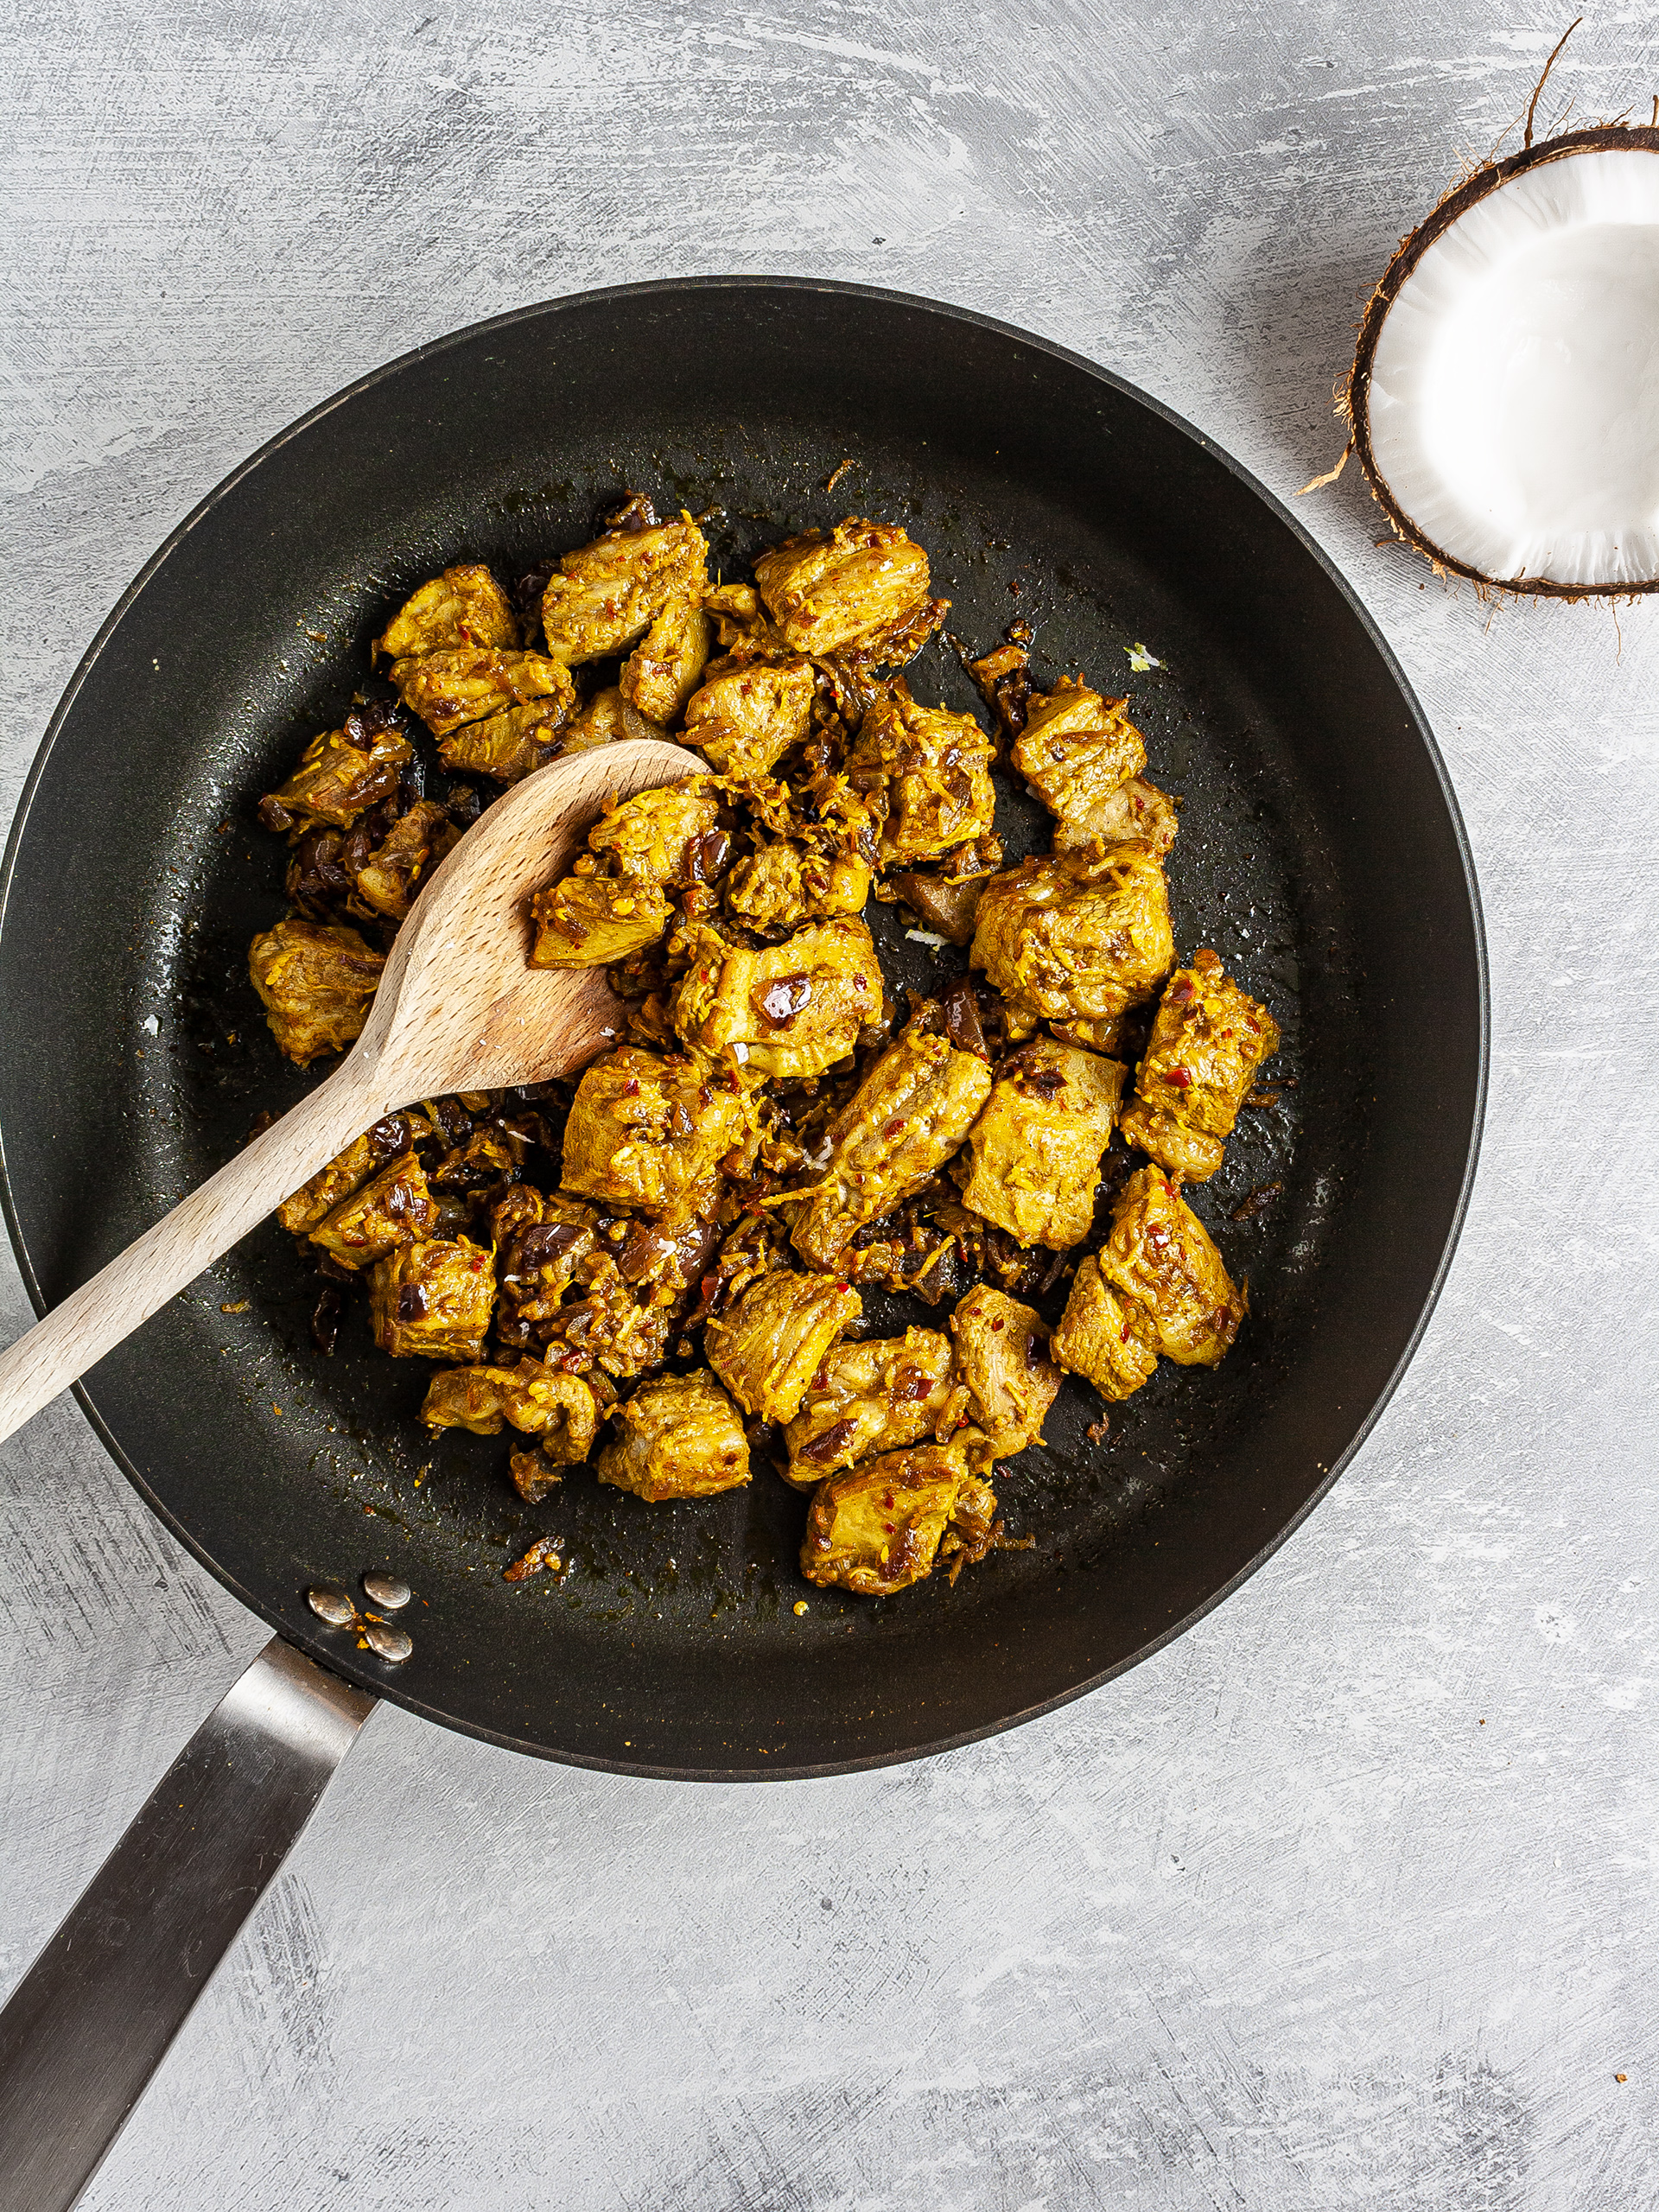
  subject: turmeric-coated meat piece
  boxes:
[438,696,573,783]
[1099,1166,1244,1366]
[960,1039,1126,1249]
[671,915,882,1082]
[540,515,708,665]
[419,1361,599,1465]
[970,842,1174,1051]
[1118,950,1281,1180]
[390,647,574,741]
[560,1046,757,1215]
[722,838,871,933]
[781,1326,962,1488]
[369,1236,495,1361]
[682,656,816,782]
[249,918,385,1066]
[950,1286,1062,1456]
[790,1029,993,1270]
[257,707,412,835]
[353,799,458,921]
[596,1370,751,1501]
[557,685,671,754]
[374,563,518,661]
[620,596,713,723]
[586,778,723,889]
[753,518,932,656]
[1012,680,1147,844]
[1071,776,1179,859]
[1051,1254,1160,1402]
[528,874,672,967]
[703,1269,861,1425]
[308,1152,436,1271]
[846,691,996,868]
[798,1441,996,1598]
[275,1110,430,1234]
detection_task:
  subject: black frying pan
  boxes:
[0,279,1484,2207]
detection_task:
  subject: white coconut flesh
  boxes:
[1366,148,1659,588]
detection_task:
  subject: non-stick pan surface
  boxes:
[0,279,1485,1777]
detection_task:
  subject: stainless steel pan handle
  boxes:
[0,1638,375,2211]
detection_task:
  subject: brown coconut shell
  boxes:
[1344,123,1659,599]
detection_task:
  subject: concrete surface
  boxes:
[3,3,1656,2206]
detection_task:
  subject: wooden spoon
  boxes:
[0,736,700,1445]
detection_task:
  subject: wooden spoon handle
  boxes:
[0,1063,384,1446]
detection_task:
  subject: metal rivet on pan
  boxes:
[364,1621,413,1663]
[363,1573,411,1610]
[306,1586,354,1628]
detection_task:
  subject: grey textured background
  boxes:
[3,3,1656,2206]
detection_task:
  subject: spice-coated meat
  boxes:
[753,518,931,656]
[959,1038,1126,1250]
[1051,1254,1161,1402]
[949,1285,1061,1456]
[671,914,882,1081]
[528,874,672,967]
[683,656,816,782]
[369,1236,496,1361]
[620,596,714,724]
[1012,679,1147,843]
[391,646,574,741]
[248,918,385,1066]
[374,563,519,661]
[789,1028,992,1270]
[798,1440,997,1598]
[540,515,709,664]
[970,842,1174,1050]
[704,1268,862,1425]
[1098,1166,1244,1366]
[782,1326,963,1488]
[559,1046,758,1216]
[596,1369,751,1501]
[308,1152,436,1270]
[275,1112,430,1234]
[258,711,412,836]
[1118,950,1281,1180]
[419,1360,599,1464]
[845,690,996,868]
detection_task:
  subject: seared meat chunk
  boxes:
[683,657,816,781]
[597,1369,750,1501]
[620,596,713,723]
[1100,1166,1244,1365]
[970,842,1173,1051]
[790,1029,992,1270]
[391,647,573,741]
[587,778,722,888]
[723,839,870,932]
[249,918,384,1065]
[671,915,882,1081]
[308,1152,435,1270]
[753,518,931,655]
[541,515,708,665]
[846,691,995,868]
[799,1441,997,1597]
[353,799,458,921]
[960,1039,1126,1249]
[540,1252,675,1380]
[950,1286,1061,1455]
[560,1046,757,1215]
[439,696,571,783]
[782,1326,961,1489]
[374,563,518,660]
[1119,950,1281,1180]
[369,1236,495,1361]
[529,873,671,967]
[558,685,670,753]
[704,1269,861,1424]
[257,708,411,835]
[1051,1254,1160,1402]
[1012,680,1147,842]
[1071,775,1179,859]
[276,1111,429,1234]
[420,1360,599,1464]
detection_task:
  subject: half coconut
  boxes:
[1347,124,1659,596]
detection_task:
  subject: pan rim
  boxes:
[0,274,1490,1779]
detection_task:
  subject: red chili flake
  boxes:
[882,1119,905,1139]
[622,1079,641,1096]
[1166,1065,1192,1090]
[991,1317,1005,1332]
